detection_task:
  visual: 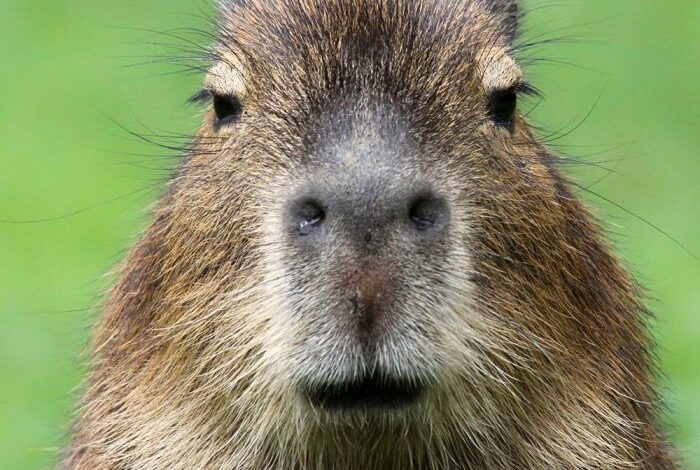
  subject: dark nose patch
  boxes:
[283,119,451,341]
[287,184,448,246]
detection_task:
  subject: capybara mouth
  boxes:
[304,373,423,410]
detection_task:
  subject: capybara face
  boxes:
[64,1,678,469]
[184,0,544,419]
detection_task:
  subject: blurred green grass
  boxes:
[0,1,698,468]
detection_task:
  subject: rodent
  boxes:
[62,0,680,468]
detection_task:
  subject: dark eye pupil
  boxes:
[213,94,242,126]
[488,88,517,125]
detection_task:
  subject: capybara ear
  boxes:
[479,0,520,43]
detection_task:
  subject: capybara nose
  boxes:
[287,179,448,249]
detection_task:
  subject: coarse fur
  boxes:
[63,0,680,469]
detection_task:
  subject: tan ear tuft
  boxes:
[478,48,523,92]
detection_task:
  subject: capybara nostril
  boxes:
[408,194,447,232]
[293,200,325,236]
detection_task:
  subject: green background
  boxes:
[0,1,698,468]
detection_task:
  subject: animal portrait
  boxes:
[0,1,697,469]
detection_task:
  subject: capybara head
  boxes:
[195,0,529,419]
[67,1,677,469]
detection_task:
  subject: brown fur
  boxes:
[63,1,679,468]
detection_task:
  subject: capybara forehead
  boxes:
[214,0,517,89]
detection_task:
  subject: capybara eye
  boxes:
[213,93,243,127]
[487,87,518,125]
[296,201,325,236]
[409,196,443,231]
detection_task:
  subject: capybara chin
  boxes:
[63,0,679,469]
